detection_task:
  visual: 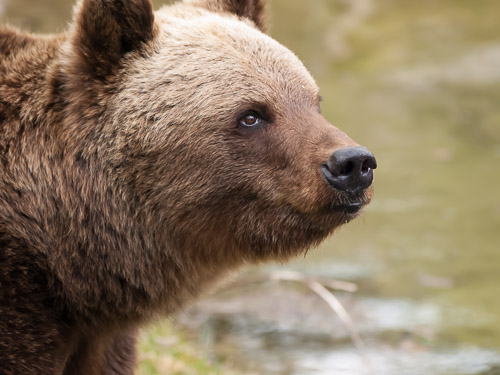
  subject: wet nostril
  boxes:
[361,159,371,174]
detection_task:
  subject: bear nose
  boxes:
[322,146,377,194]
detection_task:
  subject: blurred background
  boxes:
[2,0,500,374]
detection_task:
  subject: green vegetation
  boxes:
[138,321,242,375]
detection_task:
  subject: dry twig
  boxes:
[269,270,374,373]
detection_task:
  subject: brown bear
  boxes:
[0,0,377,374]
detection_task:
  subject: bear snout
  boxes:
[321,146,377,196]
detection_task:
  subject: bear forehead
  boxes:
[152,5,320,104]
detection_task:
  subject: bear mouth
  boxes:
[333,202,364,215]
[326,191,371,217]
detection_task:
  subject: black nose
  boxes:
[321,146,377,194]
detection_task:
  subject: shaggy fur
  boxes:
[0,0,374,373]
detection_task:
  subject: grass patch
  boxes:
[138,320,242,375]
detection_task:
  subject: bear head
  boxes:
[61,0,377,266]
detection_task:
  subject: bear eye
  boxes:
[239,111,264,128]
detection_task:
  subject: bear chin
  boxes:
[233,196,369,261]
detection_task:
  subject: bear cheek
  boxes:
[258,140,332,214]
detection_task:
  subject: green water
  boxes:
[2,0,500,374]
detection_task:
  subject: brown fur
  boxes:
[186,0,268,32]
[0,0,373,374]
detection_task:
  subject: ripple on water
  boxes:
[179,285,499,375]
[296,347,500,375]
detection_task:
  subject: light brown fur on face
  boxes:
[0,0,375,374]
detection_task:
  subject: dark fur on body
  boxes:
[0,0,373,373]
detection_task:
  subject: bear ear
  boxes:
[186,0,268,33]
[71,0,156,78]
